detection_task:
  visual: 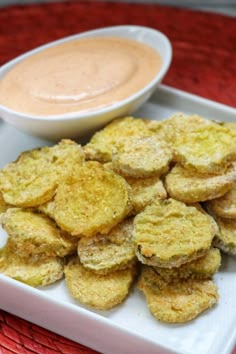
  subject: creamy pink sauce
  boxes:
[0,37,162,116]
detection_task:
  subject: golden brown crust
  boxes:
[138,266,219,323]
[64,256,137,310]
[0,139,84,207]
[153,248,221,283]
[1,208,78,260]
[191,203,219,236]
[163,113,236,174]
[77,218,137,274]
[104,163,167,214]
[54,161,132,237]
[1,251,64,287]
[111,137,172,178]
[134,199,216,268]
[0,114,232,321]
[126,176,167,214]
[214,216,236,256]
[206,182,236,219]
[165,163,236,204]
[83,116,156,162]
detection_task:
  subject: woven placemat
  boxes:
[0,0,235,106]
[0,1,236,353]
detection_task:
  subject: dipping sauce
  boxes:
[0,37,162,116]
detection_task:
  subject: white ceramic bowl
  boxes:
[0,25,172,140]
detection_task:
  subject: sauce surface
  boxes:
[0,37,162,116]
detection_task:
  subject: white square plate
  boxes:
[0,85,236,354]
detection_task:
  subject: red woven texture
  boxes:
[0,1,236,353]
[0,0,236,106]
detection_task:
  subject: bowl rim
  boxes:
[0,25,172,122]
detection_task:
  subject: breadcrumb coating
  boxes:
[1,208,78,261]
[0,139,84,207]
[214,217,236,256]
[64,257,137,310]
[153,248,221,282]
[134,199,216,267]
[163,113,236,174]
[138,266,219,323]
[111,136,172,178]
[165,163,236,203]
[206,182,236,219]
[78,218,136,274]
[83,116,156,162]
[54,161,132,237]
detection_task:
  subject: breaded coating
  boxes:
[163,113,236,174]
[1,249,64,287]
[206,182,236,219]
[38,199,56,220]
[51,139,85,179]
[83,116,155,162]
[126,176,167,214]
[104,162,167,214]
[77,218,136,274]
[0,139,84,207]
[111,137,172,178]
[0,147,57,207]
[153,248,221,283]
[138,266,219,323]
[1,208,78,261]
[0,192,11,214]
[64,257,137,310]
[214,217,236,256]
[54,161,132,237]
[165,163,236,203]
[144,119,175,143]
[104,163,167,214]
[134,199,215,268]
[223,122,236,132]
[191,203,219,236]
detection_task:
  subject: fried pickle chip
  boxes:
[77,218,136,274]
[153,248,221,283]
[64,257,137,310]
[83,116,155,162]
[111,137,172,178]
[126,176,167,214]
[165,164,236,203]
[163,113,236,174]
[1,249,64,287]
[54,161,132,237]
[138,266,219,323]
[0,139,84,207]
[134,199,215,268]
[214,217,236,256]
[1,208,78,260]
[206,182,236,219]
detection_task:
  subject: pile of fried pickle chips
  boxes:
[1,113,236,323]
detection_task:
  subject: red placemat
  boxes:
[0,1,236,354]
[0,0,236,106]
